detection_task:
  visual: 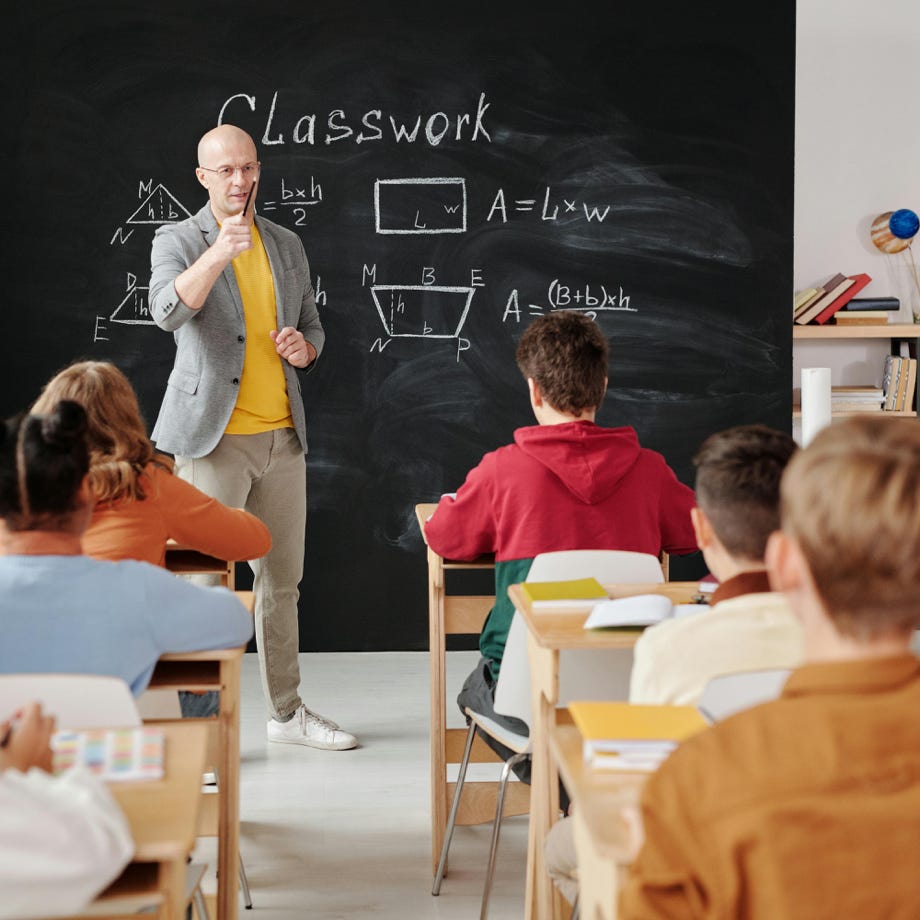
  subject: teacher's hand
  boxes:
[270,327,316,368]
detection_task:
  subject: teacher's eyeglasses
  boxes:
[199,162,261,180]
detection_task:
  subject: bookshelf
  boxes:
[792,324,920,419]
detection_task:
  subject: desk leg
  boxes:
[218,657,241,920]
[428,548,448,876]
[159,858,183,920]
[526,639,560,920]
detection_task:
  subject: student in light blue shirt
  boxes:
[0,400,253,694]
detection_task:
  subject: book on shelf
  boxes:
[568,700,709,771]
[51,726,165,782]
[793,287,820,314]
[582,593,706,629]
[883,355,903,412]
[833,310,889,326]
[793,272,845,320]
[897,358,918,412]
[794,273,848,323]
[520,576,608,609]
[811,272,872,325]
[843,296,899,312]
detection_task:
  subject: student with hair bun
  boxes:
[0,400,254,695]
[31,361,270,567]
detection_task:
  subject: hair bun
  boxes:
[41,400,88,448]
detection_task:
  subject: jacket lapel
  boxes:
[196,204,244,323]
[256,217,287,329]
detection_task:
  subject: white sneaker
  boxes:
[267,704,358,751]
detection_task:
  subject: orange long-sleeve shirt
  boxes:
[620,654,920,919]
[83,461,271,567]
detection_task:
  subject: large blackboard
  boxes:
[4,1,794,650]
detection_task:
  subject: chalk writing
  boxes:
[503,281,635,323]
[487,186,611,224]
[218,92,492,147]
[110,273,152,325]
[375,178,467,234]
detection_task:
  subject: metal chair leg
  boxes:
[480,751,530,920]
[239,852,253,909]
[570,893,581,920]
[193,884,211,920]
[432,720,477,895]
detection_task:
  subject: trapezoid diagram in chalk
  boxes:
[370,285,474,339]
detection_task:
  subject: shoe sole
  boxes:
[267,734,358,751]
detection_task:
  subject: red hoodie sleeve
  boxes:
[423,453,499,560]
[656,462,698,556]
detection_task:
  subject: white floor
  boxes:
[202,651,528,918]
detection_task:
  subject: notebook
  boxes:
[583,594,706,629]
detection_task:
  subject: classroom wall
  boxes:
[794,0,920,394]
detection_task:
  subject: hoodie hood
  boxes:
[513,421,641,504]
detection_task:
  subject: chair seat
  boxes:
[465,707,531,755]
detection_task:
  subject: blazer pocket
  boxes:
[167,368,200,395]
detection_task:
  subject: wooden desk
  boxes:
[165,540,235,589]
[415,503,530,876]
[147,644,246,920]
[75,721,208,920]
[511,581,698,920]
[550,723,646,920]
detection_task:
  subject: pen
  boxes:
[242,177,257,218]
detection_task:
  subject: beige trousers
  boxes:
[175,428,306,721]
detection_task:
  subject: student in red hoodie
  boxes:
[424,310,697,766]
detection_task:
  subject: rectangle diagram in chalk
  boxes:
[374,178,467,234]
[371,285,474,339]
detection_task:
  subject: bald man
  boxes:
[149,125,357,750]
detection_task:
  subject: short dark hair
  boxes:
[515,311,608,414]
[0,400,90,532]
[693,424,797,561]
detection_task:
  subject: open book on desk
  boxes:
[51,726,165,782]
[583,593,707,629]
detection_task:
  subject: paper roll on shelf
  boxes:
[801,367,832,446]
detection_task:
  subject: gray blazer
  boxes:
[149,204,325,459]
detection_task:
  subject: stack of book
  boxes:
[882,355,918,412]
[567,700,708,771]
[794,272,872,325]
[830,386,885,413]
[833,296,898,326]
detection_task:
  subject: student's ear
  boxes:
[527,377,543,408]
[76,474,93,509]
[690,507,711,550]
[765,530,805,594]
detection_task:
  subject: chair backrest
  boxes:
[495,551,667,727]
[697,668,791,723]
[526,550,665,584]
[0,674,141,729]
[492,611,533,726]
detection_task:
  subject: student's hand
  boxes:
[0,702,56,774]
[270,327,316,368]
[213,213,253,263]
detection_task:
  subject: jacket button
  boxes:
[232,377,240,385]
[237,335,244,343]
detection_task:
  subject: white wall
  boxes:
[794,0,920,401]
